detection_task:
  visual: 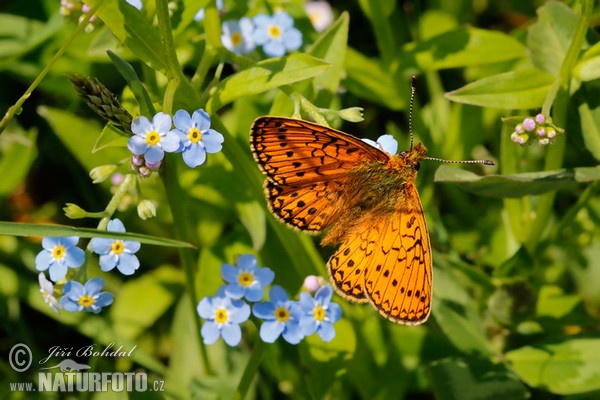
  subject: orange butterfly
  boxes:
[250,81,493,325]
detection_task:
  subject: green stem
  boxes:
[233,337,265,400]
[162,154,213,375]
[97,173,137,231]
[0,0,105,135]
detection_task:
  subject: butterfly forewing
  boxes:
[251,117,388,232]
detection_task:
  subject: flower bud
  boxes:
[137,200,157,220]
[63,203,87,219]
[338,107,364,123]
[89,165,117,183]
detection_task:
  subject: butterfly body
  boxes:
[251,116,432,324]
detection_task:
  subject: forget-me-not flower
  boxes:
[127,112,180,164]
[39,273,61,314]
[362,134,398,156]
[299,285,341,342]
[221,18,255,55]
[90,219,141,275]
[253,12,302,57]
[171,109,224,168]
[221,254,274,302]
[304,1,334,32]
[197,288,251,346]
[60,277,114,314]
[35,236,85,282]
[253,285,304,344]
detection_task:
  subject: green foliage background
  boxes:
[1,0,600,399]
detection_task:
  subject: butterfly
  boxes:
[249,80,493,325]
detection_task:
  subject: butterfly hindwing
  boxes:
[362,183,432,324]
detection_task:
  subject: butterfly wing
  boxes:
[250,117,388,232]
[362,183,432,324]
[328,182,431,322]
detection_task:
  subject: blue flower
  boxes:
[60,277,114,314]
[39,273,61,314]
[194,0,224,21]
[171,109,224,168]
[90,219,141,275]
[253,12,302,57]
[35,236,85,282]
[221,18,255,55]
[125,0,142,10]
[362,134,398,155]
[299,285,341,342]
[197,288,251,346]
[221,254,274,301]
[127,112,180,164]
[253,285,304,344]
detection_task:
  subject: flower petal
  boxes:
[64,246,85,268]
[317,322,335,342]
[221,323,242,346]
[201,321,221,344]
[173,110,192,131]
[131,116,152,135]
[84,277,105,295]
[99,254,118,271]
[197,297,215,319]
[221,264,239,283]
[202,130,224,153]
[260,320,284,343]
[116,253,140,275]
[153,112,172,132]
[107,219,126,232]
[253,301,276,319]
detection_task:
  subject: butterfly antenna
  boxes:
[410,76,495,166]
[409,76,417,151]
[423,156,495,165]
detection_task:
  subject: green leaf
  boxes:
[574,41,600,82]
[578,98,600,161]
[0,221,194,248]
[299,319,356,399]
[107,50,156,117]
[434,164,600,198]
[445,69,555,109]
[0,13,62,61]
[235,201,266,251]
[92,123,128,152]
[206,54,331,112]
[527,1,580,76]
[308,12,349,103]
[111,266,184,338]
[428,357,529,400]
[344,47,405,110]
[38,106,126,170]
[414,27,527,70]
[536,285,584,320]
[85,0,167,73]
[0,127,36,197]
[506,335,600,394]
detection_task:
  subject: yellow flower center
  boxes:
[78,295,94,307]
[111,240,125,255]
[231,32,242,46]
[313,305,325,322]
[238,272,254,287]
[187,127,202,144]
[52,245,66,260]
[268,25,281,39]
[145,131,160,146]
[215,307,228,324]
[275,307,290,323]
